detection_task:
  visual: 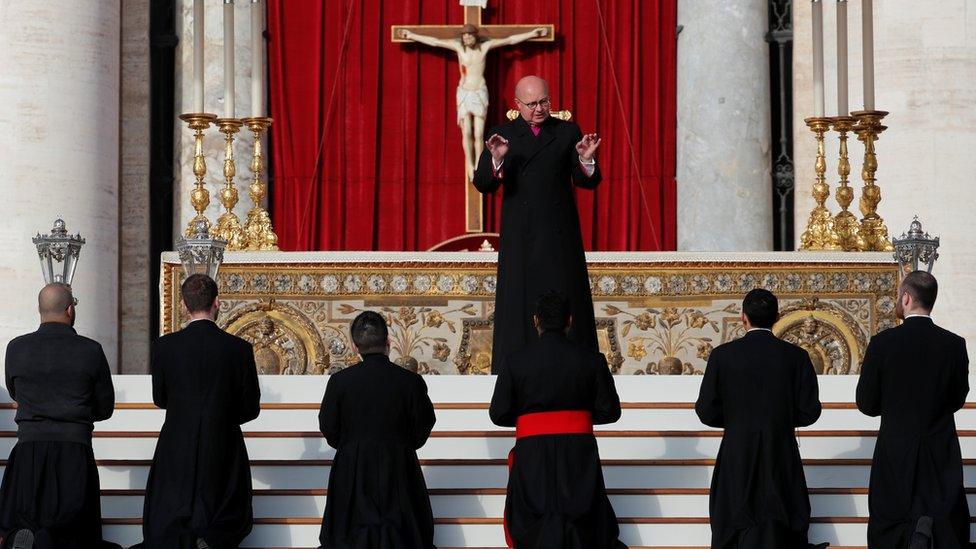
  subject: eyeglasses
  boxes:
[516,97,551,111]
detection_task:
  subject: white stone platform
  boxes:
[3,374,974,548]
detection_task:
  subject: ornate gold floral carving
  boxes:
[604,304,738,376]
[160,258,898,375]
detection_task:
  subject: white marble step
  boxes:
[0,407,896,432]
[102,492,976,520]
[0,433,968,461]
[9,462,976,490]
[102,522,888,548]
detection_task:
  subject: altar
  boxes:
[160,251,899,376]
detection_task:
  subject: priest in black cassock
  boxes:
[695,289,827,549]
[857,271,971,549]
[489,291,625,549]
[473,75,602,374]
[137,274,260,549]
[318,311,436,549]
[0,283,120,549]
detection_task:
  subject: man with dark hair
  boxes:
[857,271,969,549]
[0,284,120,549]
[489,291,625,548]
[696,288,826,549]
[318,310,436,548]
[138,273,260,549]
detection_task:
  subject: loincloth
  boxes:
[456,83,489,124]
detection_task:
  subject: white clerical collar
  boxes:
[747,327,773,333]
[905,314,931,320]
[187,317,214,325]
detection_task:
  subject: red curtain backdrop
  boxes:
[267,0,676,251]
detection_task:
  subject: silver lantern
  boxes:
[32,218,85,285]
[892,216,940,274]
[176,218,227,279]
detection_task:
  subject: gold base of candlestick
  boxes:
[213,118,248,250]
[830,116,864,251]
[852,110,893,252]
[799,117,841,251]
[241,116,279,251]
[179,113,219,237]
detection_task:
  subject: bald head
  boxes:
[514,76,551,126]
[38,283,74,324]
[515,75,548,99]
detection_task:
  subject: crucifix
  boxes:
[392,1,554,234]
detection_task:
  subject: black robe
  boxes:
[139,320,260,549]
[318,354,436,549]
[695,330,823,549]
[0,323,120,549]
[489,331,625,549]
[856,316,971,549]
[473,116,601,373]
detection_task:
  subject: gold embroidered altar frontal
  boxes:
[160,251,899,375]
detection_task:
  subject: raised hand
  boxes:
[486,134,510,162]
[575,133,601,162]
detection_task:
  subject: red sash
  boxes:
[504,410,594,547]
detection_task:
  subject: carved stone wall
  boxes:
[161,252,898,375]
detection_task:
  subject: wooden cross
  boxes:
[392,3,554,234]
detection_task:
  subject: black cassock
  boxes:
[0,323,120,549]
[695,330,823,549]
[139,320,260,549]
[857,316,971,549]
[318,354,436,549]
[489,331,626,549]
[473,116,601,373]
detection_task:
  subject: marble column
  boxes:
[676,0,773,251]
[0,2,121,370]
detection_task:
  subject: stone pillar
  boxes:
[121,0,151,373]
[676,0,773,251]
[0,2,121,369]
[794,0,976,360]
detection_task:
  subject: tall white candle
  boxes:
[193,0,205,113]
[251,0,264,117]
[812,0,825,117]
[223,0,235,118]
[862,0,875,110]
[837,0,849,115]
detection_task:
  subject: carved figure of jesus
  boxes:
[399,24,548,181]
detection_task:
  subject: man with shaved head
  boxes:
[0,284,119,549]
[473,75,603,374]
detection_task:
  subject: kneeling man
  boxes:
[0,284,119,549]
[140,274,261,548]
[857,271,970,549]
[696,289,827,549]
[490,291,625,548]
[318,311,436,548]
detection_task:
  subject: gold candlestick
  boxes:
[240,116,279,251]
[830,115,863,251]
[179,113,218,236]
[852,110,893,251]
[213,118,248,250]
[799,117,841,250]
